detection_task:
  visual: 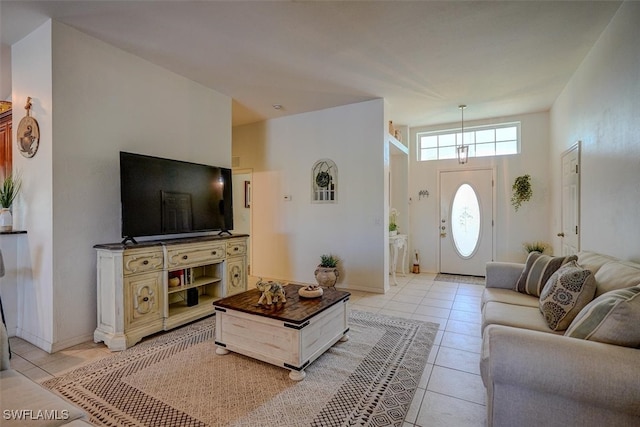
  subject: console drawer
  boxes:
[167,243,226,268]
[123,250,163,276]
[227,241,247,257]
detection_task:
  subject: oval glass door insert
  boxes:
[451,183,481,258]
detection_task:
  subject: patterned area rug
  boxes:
[435,273,486,285]
[42,311,438,427]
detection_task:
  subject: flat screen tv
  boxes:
[120,152,233,243]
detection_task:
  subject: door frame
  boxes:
[437,166,497,274]
[232,168,253,275]
[559,141,581,254]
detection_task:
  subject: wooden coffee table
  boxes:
[213,284,350,380]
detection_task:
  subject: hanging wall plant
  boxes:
[511,174,532,211]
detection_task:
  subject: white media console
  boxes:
[94,234,248,350]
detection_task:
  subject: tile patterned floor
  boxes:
[7,272,486,426]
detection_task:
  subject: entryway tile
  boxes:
[434,346,481,375]
[426,366,486,405]
[415,391,486,427]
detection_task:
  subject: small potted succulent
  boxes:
[314,254,340,288]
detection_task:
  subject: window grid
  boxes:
[417,122,520,162]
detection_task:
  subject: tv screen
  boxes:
[120,152,233,241]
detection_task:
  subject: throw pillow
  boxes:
[515,252,578,297]
[565,285,640,347]
[539,260,596,331]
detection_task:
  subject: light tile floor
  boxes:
[7,272,486,426]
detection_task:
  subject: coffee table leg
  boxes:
[289,370,306,381]
[216,347,230,355]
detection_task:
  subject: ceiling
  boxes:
[0,1,621,127]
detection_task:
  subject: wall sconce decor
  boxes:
[17,97,40,158]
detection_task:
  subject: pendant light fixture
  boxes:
[457,104,469,164]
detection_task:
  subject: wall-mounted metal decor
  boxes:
[17,97,40,158]
[312,159,337,203]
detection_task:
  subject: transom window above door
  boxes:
[417,122,520,162]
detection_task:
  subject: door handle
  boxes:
[557,232,565,237]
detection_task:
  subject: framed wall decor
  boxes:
[244,180,251,208]
[312,159,337,203]
[17,97,39,158]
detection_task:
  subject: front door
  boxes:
[439,169,494,276]
[559,143,580,255]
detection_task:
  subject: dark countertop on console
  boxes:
[94,233,249,250]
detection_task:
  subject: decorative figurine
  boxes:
[255,278,287,306]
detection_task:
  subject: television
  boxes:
[120,152,233,243]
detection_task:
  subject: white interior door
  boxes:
[439,169,494,276]
[559,143,580,255]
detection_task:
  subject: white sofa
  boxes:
[0,323,92,426]
[480,251,640,427]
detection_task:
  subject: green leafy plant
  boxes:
[511,174,532,211]
[523,241,550,254]
[0,173,21,209]
[389,208,398,232]
[319,254,339,268]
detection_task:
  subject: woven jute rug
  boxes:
[42,311,438,427]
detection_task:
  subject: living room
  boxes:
[0,1,639,426]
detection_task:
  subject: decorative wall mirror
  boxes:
[311,159,337,203]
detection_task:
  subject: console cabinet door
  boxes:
[125,271,164,329]
[226,257,247,296]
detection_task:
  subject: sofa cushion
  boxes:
[576,251,618,275]
[515,252,577,297]
[593,260,640,297]
[565,285,640,347]
[482,301,563,335]
[481,288,539,310]
[539,260,596,331]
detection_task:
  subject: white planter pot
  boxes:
[0,208,12,232]
[314,266,339,288]
[389,230,397,236]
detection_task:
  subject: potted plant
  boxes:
[511,174,532,211]
[0,173,21,231]
[389,208,398,236]
[523,241,550,254]
[314,254,340,288]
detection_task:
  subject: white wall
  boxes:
[409,112,551,272]
[233,99,388,292]
[550,1,640,262]
[10,20,231,351]
[11,20,55,350]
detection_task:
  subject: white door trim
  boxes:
[559,141,581,255]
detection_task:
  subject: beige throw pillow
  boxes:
[515,252,578,297]
[565,285,640,347]
[539,260,596,331]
